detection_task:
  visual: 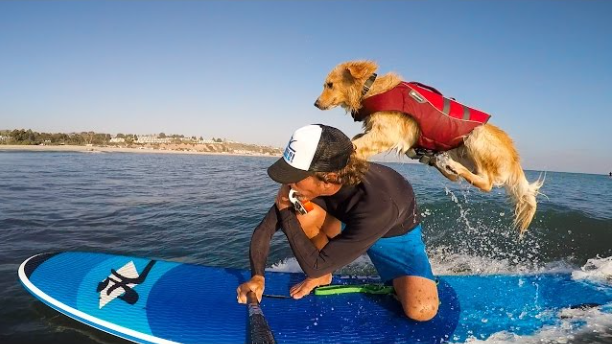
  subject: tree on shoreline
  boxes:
[1,129,112,146]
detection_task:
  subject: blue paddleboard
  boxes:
[19,251,612,343]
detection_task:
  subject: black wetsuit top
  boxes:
[249,163,420,278]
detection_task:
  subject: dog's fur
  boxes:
[314,60,543,234]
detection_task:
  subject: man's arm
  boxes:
[278,199,398,277]
[238,205,281,304]
[249,205,280,277]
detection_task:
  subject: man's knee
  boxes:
[402,301,439,322]
[393,276,439,322]
[295,205,326,239]
[320,214,341,238]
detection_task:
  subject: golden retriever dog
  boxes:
[314,60,543,234]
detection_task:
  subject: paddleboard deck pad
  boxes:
[19,252,612,343]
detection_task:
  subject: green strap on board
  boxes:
[314,284,395,296]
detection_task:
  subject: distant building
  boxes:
[0,135,7,142]
[137,135,172,144]
[110,137,126,143]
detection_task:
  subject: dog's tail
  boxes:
[506,162,545,235]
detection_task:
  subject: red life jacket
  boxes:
[352,82,491,151]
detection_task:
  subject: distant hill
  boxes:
[150,141,282,156]
[0,129,283,156]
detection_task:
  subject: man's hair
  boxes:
[313,152,369,186]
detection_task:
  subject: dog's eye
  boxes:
[326,82,333,89]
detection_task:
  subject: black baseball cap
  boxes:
[267,124,353,184]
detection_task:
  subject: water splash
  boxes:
[572,256,612,285]
[428,247,573,275]
[445,186,476,233]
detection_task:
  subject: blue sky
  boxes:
[1,1,611,174]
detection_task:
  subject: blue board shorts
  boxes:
[366,224,435,284]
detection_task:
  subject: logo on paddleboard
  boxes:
[96,260,156,309]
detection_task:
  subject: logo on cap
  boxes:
[283,138,297,163]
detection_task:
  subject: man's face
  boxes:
[289,176,324,201]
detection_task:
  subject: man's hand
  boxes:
[275,184,292,211]
[236,275,265,304]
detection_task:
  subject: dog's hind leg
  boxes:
[435,152,493,192]
[425,154,461,182]
[434,163,462,182]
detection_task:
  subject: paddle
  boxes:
[246,291,276,344]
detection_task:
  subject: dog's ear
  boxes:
[344,61,378,81]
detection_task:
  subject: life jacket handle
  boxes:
[409,82,443,95]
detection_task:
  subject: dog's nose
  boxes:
[314,100,321,108]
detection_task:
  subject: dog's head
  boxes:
[314,60,378,112]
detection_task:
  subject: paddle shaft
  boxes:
[246,291,276,344]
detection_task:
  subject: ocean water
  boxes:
[0,151,611,344]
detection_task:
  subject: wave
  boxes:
[461,306,612,344]
[268,255,612,279]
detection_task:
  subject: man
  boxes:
[236,124,439,321]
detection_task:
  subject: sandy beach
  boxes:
[0,144,281,158]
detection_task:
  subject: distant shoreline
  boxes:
[2,145,607,176]
[0,144,280,158]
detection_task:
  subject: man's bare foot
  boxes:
[289,274,332,299]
